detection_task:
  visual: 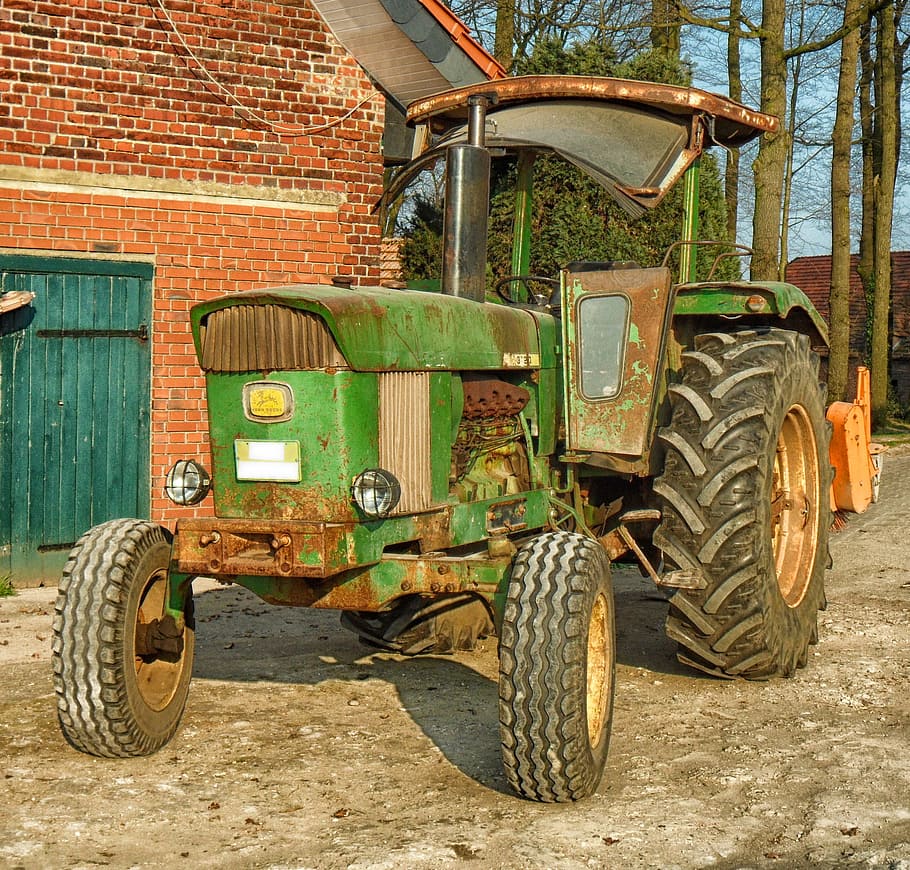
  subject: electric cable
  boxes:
[150,0,375,136]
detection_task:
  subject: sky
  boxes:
[686,19,910,261]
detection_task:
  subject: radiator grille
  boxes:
[200,305,346,372]
[379,372,432,514]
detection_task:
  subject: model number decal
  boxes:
[502,352,540,367]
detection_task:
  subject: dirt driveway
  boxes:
[2,455,909,870]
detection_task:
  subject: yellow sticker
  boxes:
[248,387,286,418]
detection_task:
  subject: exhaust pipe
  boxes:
[442,95,493,303]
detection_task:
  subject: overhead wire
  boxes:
[150,0,375,136]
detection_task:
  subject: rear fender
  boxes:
[672,280,829,348]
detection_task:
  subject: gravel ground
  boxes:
[1,454,908,869]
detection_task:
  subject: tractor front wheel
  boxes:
[654,329,831,678]
[498,531,615,802]
[53,519,195,756]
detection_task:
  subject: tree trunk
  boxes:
[651,0,681,57]
[857,23,875,300]
[779,4,808,281]
[870,5,898,427]
[494,0,515,70]
[725,0,742,243]
[828,0,862,404]
[751,0,788,280]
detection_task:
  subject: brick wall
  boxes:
[0,0,385,522]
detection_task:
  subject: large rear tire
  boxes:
[53,519,195,756]
[654,329,831,678]
[499,531,615,802]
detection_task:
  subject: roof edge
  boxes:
[413,0,506,81]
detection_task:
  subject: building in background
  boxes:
[0,0,498,583]
[786,253,910,407]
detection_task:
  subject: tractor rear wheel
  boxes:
[53,520,195,756]
[654,329,831,679]
[498,531,615,802]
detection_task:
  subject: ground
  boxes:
[1,455,909,870]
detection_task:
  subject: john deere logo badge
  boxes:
[250,389,284,416]
[243,382,293,422]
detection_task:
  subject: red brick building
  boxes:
[0,0,497,581]
[786,253,910,406]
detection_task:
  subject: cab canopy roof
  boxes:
[396,75,778,216]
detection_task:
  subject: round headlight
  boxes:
[351,468,401,519]
[165,460,211,506]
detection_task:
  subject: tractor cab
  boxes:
[387,75,779,295]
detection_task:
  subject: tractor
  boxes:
[54,76,837,802]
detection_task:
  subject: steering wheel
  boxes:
[494,275,560,306]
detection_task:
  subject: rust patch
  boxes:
[462,377,530,418]
[175,518,349,579]
[407,75,778,143]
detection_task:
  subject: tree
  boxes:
[678,0,891,280]
[828,0,862,404]
[750,0,788,280]
[651,0,681,56]
[448,0,651,71]
[493,0,515,68]
[855,3,904,425]
[724,0,743,243]
[869,3,899,425]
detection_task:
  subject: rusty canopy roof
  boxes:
[386,76,778,217]
[407,75,778,147]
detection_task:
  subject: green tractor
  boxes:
[53,76,832,803]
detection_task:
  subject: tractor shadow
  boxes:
[189,567,698,795]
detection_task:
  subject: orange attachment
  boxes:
[826,366,885,513]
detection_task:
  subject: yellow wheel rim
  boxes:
[770,404,821,607]
[134,570,188,712]
[586,592,612,745]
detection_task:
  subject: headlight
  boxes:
[165,460,211,506]
[351,468,401,519]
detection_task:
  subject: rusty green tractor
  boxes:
[53,76,832,802]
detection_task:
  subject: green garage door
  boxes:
[0,256,153,584]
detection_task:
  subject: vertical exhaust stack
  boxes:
[442,94,493,303]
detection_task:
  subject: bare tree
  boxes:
[679,0,890,280]
[725,0,743,242]
[448,0,652,70]
[870,3,899,425]
[828,0,862,404]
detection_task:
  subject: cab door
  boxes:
[562,264,674,460]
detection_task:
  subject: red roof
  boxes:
[415,0,505,81]
[786,253,910,357]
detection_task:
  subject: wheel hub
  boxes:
[134,570,190,712]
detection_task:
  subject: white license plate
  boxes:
[234,440,301,482]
